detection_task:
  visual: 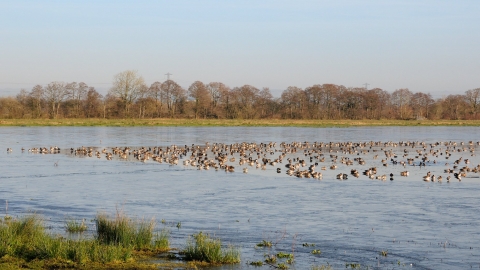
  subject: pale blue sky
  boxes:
[0,0,479,98]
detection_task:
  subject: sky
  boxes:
[0,0,479,98]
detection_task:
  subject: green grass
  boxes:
[2,118,480,127]
[276,252,293,259]
[182,231,240,264]
[153,229,170,251]
[95,211,163,251]
[0,213,248,269]
[0,215,133,264]
[65,218,88,233]
[256,240,273,247]
[249,260,264,266]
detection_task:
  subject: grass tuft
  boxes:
[95,211,156,250]
[65,218,88,233]
[256,240,272,247]
[0,215,133,264]
[249,260,264,266]
[0,213,172,269]
[182,232,240,264]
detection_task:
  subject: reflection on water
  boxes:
[1,126,480,269]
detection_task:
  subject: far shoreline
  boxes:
[1,118,480,127]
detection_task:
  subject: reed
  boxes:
[95,212,156,250]
[153,229,170,251]
[182,232,240,264]
[65,218,88,233]
[0,215,133,264]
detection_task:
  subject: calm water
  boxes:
[1,126,480,270]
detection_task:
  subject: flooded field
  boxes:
[1,126,480,269]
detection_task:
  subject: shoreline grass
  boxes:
[182,232,241,264]
[1,213,242,269]
[95,212,155,249]
[0,214,178,269]
[1,118,480,127]
[65,218,88,233]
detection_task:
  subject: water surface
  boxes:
[1,126,479,269]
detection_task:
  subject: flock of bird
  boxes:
[8,140,480,183]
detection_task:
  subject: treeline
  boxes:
[1,70,479,120]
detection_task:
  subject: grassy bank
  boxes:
[1,118,480,127]
[0,214,167,269]
[0,213,239,269]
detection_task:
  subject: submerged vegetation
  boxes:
[256,239,273,247]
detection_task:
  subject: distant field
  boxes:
[1,118,480,127]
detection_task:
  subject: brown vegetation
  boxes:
[1,70,479,120]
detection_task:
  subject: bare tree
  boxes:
[136,84,149,118]
[232,85,260,119]
[188,81,210,119]
[305,85,323,119]
[66,82,88,117]
[465,88,480,119]
[148,81,163,117]
[84,87,103,118]
[16,89,29,118]
[410,92,434,119]
[207,82,230,118]
[440,95,468,120]
[0,97,23,118]
[109,70,146,117]
[257,87,274,118]
[281,86,306,119]
[44,81,67,119]
[391,88,413,119]
[29,85,44,118]
[161,80,186,117]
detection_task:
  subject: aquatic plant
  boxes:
[379,250,388,257]
[276,252,293,259]
[311,249,321,254]
[65,218,88,233]
[346,262,361,269]
[264,254,277,264]
[311,265,333,270]
[277,262,289,269]
[249,260,264,266]
[256,240,273,247]
[95,212,156,249]
[182,231,240,264]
